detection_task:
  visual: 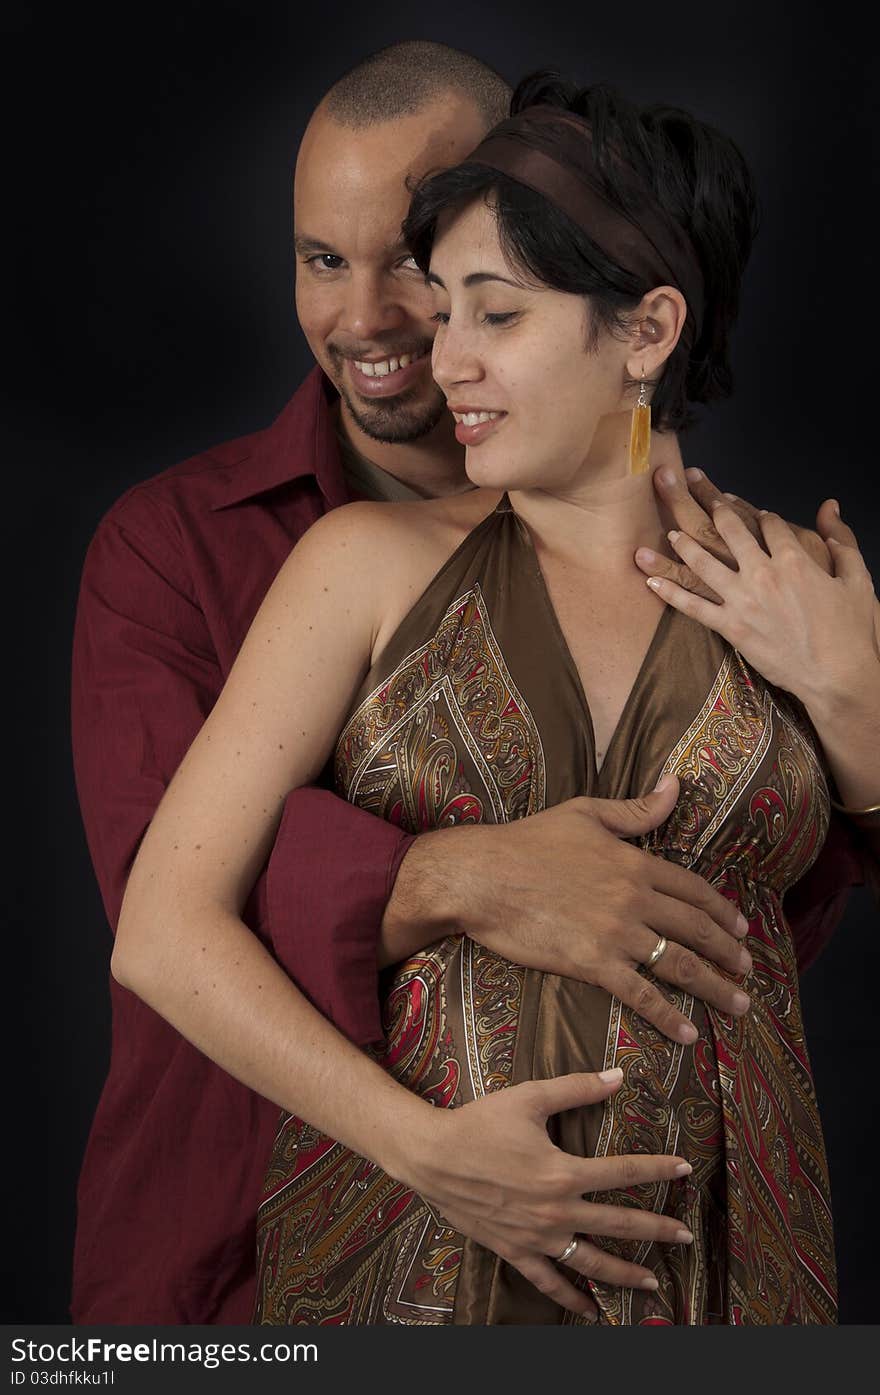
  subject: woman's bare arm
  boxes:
[113,503,420,1151]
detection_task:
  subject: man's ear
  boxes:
[625,287,687,384]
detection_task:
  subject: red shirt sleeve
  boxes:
[784,812,868,972]
[72,497,222,929]
[266,789,414,1047]
[72,494,398,1044]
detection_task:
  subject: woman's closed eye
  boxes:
[430,310,521,326]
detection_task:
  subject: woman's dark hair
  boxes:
[403,73,759,432]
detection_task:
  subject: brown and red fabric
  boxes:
[253,496,840,1326]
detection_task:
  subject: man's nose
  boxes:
[338,270,406,341]
[432,322,483,392]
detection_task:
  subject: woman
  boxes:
[114,76,880,1325]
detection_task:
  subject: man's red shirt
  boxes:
[71,368,416,1323]
[70,365,864,1323]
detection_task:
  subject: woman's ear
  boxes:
[625,287,687,384]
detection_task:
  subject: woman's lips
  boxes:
[346,351,430,398]
[450,408,507,447]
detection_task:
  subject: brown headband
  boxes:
[467,106,705,348]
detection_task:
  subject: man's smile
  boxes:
[351,350,425,377]
[343,347,432,398]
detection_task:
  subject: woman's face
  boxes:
[428,197,632,493]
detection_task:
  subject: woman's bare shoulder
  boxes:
[323,489,499,540]
[297,490,499,573]
[268,491,501,626]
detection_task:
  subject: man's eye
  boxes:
[430,311,450,324]
[305,253,345,272]
[483,312,518,326]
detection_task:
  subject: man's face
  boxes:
[294,97,489,446]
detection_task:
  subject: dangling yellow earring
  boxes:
[628,366,651,475]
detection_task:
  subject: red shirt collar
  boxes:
[209,366,348,511]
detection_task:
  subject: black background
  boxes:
[3,0,877,1324]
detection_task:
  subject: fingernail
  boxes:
[732,991,750,1013]
[646,576,663,591]
[635,547,657,566]
[710,498,723,510]
[641,1276,660,1291]
[831,499,840,516]
[675,1229,694,1243]
[658,467,675,486]
[736,913,749,934]
[758,509,769,517]
[678,1022,699,1045]
[686,467,704,481]
[599,1067,623,1083]
[673,1162,693,1177]
[654,773,673,792]
[667,529,680,543]
[739,950,752,973]
[723,491,738,500]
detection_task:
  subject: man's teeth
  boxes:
[352,352,419,377]
[453,411,501,426]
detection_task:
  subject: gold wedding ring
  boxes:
[646,934,669,969]
[556,1237,579,1265]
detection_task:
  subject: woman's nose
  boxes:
[432,323,483,391]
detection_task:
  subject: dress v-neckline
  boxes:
[502,494,676,790]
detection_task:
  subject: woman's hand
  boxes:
[646,464,833,602]
[395,1068,693,1321]
[637,501,879,710]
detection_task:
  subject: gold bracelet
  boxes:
[830,798,880,818]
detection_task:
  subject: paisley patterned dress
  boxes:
[254,495,836,1326]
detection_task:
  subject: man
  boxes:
[71,41,862,1324]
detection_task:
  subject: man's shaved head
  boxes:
[323,40,510,130]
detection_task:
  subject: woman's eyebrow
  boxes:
[427,270,523,289]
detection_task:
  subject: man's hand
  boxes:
[635,463,833,600]
[382,775,752,1044]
